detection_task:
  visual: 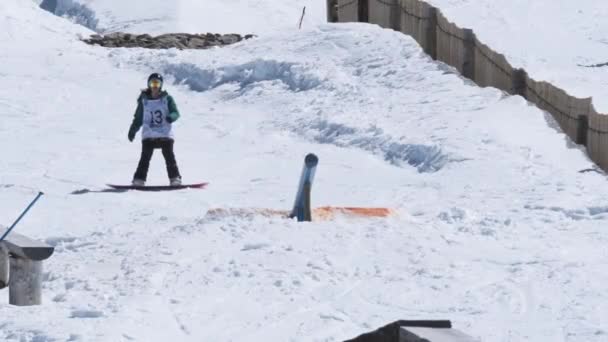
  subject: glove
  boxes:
[167,112,179,123]
[128,130,135,142]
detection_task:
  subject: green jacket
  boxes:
[128,90,180,138]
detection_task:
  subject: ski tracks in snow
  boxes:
[112,25,477,174]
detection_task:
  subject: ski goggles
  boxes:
[148,79,163,89]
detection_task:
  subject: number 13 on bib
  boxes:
[142,97,173,139]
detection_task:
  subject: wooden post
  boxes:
[390,0,401,31]
[9,257,43,306]
[426,7,438,60]
[577,114,589,146]
[511,68,527,98]
[462,29,476,80]
[0,244,8,289]
[327,0,338,23]
[358,0,369,22]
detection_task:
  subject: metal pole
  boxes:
[290,154,319,222]
[298,6,306,29]
[0,192,44,242]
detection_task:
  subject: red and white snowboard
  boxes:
[107,182,208,191]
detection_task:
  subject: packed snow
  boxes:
[426,0,608,111]
[44,0,327,35]
[1,0,607,341]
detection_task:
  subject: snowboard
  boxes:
[107,182,208,191]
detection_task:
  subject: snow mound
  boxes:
[40,0,99,31]
[163,60,322,92]
[303,119,449,172]
[425,0,608,111]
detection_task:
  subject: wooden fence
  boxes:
[327,0,608,171]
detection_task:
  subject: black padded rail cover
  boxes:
[344,320,452,342]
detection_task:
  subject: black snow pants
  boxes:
[133,138,181,181]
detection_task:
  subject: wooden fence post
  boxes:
[462,29,476,80]
[426,6,438,60]
[327,0,338,23]
[576,114,589,146]
[9,257,43,306]
[390,0,401,31]
[358,0,369,22]
[511,68,527,98]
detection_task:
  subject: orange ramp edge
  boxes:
[206,207,394,220]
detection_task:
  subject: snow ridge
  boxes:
[40,0,99,31]
[164,60,322,92]
[301,119,449,172]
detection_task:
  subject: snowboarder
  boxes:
[128,73,182,186]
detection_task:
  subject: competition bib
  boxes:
[142,96,173,139]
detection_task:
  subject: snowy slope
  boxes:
[75,0,326,34]
[426,0,608,111]
[1,1,608,341]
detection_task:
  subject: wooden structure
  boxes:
[0,232,55,306]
